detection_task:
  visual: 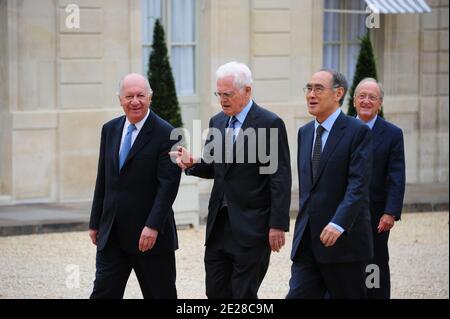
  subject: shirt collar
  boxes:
[233,99,253,124]
[315,107,342,133]
[125,108,150,132]
[356,114,378,130]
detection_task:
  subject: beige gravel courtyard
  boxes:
[0,212,448,299]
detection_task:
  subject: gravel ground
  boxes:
[0,212,448,299]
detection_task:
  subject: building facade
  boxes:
[0,0,448,217]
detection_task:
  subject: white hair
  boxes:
[118,73,152,96]
[215,61,253,88]
[354,77,384,101]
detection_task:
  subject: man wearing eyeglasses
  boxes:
[287,69,373,299]
[89,73,181,298]
[354,78,405,299]
[170,61,292,299]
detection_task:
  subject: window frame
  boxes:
[323,0,370,86]
[141,0,199,100]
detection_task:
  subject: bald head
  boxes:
[354,78,384,102]
[118,73,153,124]
[118,73,152,96]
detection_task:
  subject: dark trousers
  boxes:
[367,230,391,299]
[90,226,177,299]
[204,208,271,299]
[286,224,367,299]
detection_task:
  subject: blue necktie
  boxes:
[228,116,238,143]
[312,125,324,182]
[119,124,136,170]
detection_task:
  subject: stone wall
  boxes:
[419,0,449,183]
[0,0,447,212]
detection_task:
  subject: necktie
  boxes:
[311,125,325,182]
[225,116,238,164]
[119,124,136,170]
[222,116,238,208]
[228,116,238,143]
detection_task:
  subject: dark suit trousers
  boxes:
[367,229,391,299]
[90,223,177,299]
[204,208,271,299]
[286,224,367,299]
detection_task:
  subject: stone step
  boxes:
[0,195,12,206]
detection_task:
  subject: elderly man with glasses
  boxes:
[354,78,406,299]
[170,61,292,299]
[287,69,374,299]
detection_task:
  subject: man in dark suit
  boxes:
[170,61,292,299]
[287,69,374,299]
[354,78,405,299]
[89,73,181,299]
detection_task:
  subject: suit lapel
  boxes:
[216,113,229,172]
[301,122,314,191]
[218,112,229,138]
[371,116,385,151]
[112,117,125,176]
[312,111,346,188]
[121,110,155,170]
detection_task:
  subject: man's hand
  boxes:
[320,225,342,247]
[168,146,197,170]
[269,228,285,252]
[377,214,395,233]
[139,227,158,252]
[89,229,98,245]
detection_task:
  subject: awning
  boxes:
[364,0,432,14]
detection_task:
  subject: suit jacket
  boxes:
[89,110,181,255]
[369,116,405,229]
[187,102,292,247]
[291,111,374,264]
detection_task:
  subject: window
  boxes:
[141,0,197,96]
[323,0,368,87]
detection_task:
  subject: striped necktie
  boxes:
[312,125,324,182]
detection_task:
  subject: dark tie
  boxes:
[225,116,238,164]
[119,124,136,170]
[222,116,238,208]
[311,125,325,182]
[228,116,238,143]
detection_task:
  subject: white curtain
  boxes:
[346,4,367,85]
[324,0,339,10]
[324,44,341,71]
[323,9,341,70]
[171,47,195,95]
[171,0,196,95]
[142,0,162,75]
[171,0,195,42]
[323,0,367,85]
[346,44,361,85]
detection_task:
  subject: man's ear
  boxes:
[245,86,252,97]
[336,87,345,102]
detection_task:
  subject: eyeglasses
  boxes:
[214,91,236,99]
[303,85,339,95]
[356,94,380,102]
[122,94,148,102]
